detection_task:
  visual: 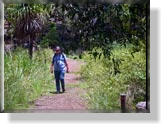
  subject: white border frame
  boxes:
[0,1,159,122]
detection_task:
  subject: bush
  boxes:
[40,23,60,48]
[80,44,146,110]
[4,48,54,110]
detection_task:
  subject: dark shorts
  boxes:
[54,71,65,80]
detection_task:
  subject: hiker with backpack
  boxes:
[50,46,69,93]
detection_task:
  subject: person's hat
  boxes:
[53,46,61,51]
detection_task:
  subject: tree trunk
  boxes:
[28,35,33,59]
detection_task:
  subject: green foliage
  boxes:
[80,44,146,110]
[5,3,147,55]
[40,23,60,48]
[5,4,55,58]
[5,4,53,27]
[4,48,54,110]
[62,3,146,52]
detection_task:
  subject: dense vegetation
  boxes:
[4,1,148,111]
[5,2,147,55]
[4,49,54,110]
[80,43,146,110]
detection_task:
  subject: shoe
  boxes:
[62,89,66,93]
[55,91,60,94]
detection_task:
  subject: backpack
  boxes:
[53,53,66,64]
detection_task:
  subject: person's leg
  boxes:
[54,71,60,93]
[60,79,65,92]
[60,71,65,92]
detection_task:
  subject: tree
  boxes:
[58,3,146,57]
[5,4,54,59]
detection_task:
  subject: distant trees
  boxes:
[5,2,147,58]
[60,3,146,57]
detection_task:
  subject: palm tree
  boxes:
[6,4,54,59]
[15,4,45,59]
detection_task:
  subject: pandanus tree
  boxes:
[15,4,46,59]
[6,4,54,59]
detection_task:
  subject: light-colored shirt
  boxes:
[52,53,67,72]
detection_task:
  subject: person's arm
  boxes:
[50,63,54,73]
[63,54,69,73]
[65,60,69,73]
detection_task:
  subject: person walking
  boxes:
[50,46,69,93]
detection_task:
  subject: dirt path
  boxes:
[33,58,87,110]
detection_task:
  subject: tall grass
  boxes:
[5,48,54,110]
[80,44,146,110]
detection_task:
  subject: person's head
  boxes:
[53,46,61,54]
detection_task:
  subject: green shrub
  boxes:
[4,48,54,110]
[40,23,59,48]
[80,44,146,110]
